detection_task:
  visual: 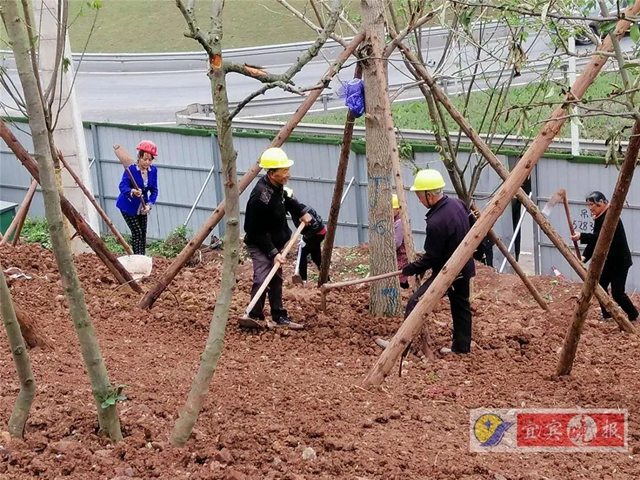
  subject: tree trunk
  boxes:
[557,120,640,376]
[1,0,122,441]
[14,303,53,349]
[138,32,364,309]
[361,0,401,316]
[398,41,636,334]
[0,119,142,294]
[363,10,640,386]
[170,0,241,447]
[319,65,361,286]
[0,264,36,439]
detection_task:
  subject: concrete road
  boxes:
[3,29,632,124]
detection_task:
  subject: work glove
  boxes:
[401,264,416,277]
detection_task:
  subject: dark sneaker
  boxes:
[238,315,265,329]
[270,316,304,330]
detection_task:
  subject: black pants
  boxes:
[247,245,287,320]
[121,212,148,255]
[406,275,472,353]
[299,234,324,281]
[599,267,639,321]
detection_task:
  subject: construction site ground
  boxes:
[1,243,639,480]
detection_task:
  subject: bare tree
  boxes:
[0,0,122,441]
[0,264,36,439]
[169,0,342,446]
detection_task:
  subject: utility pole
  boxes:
[35,0,100,252]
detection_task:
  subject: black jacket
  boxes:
[402,195,475,279]
[290,207,325,242]
[580,210,632,273]
[244,177,309,259]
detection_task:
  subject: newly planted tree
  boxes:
[0,0,122,441]
[170,0,342,446]
[0,264,36,439]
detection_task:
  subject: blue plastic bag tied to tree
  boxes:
[339,79,365,118]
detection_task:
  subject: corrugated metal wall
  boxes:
[1,121,517,268]
[535,158,640,290]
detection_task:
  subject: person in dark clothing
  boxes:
[242,147,312,329]
[377,169,475,354]
[284,187,326,283]
[571,191,638,322]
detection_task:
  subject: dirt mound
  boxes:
[1,243,639,479]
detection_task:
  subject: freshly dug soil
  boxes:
[1,243,639,480]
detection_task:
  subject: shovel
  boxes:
[291,238,306,285]
[542,189,581,259]
[319,269,402,312]
[239,222,306,329]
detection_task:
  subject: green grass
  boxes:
[21,217,191,258]
[302,72,635,142]
[0,0,361,53]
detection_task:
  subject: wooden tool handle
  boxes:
[563,196,582,259]
[113,144,135,168]
[244,222,306,316]
[114,145,146,209]
[321,269,402,291]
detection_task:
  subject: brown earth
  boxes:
[1,243,640,480]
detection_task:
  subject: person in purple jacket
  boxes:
[115,140,159,255]
[392,194,410,289]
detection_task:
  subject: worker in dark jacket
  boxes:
[242,147,312,329]
[396,169,475,354]
[571,191,638,322]
[284,187,326,283]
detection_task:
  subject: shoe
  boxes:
[439,347,453,355]
[239,315,264,329]
[600,315,612,323]
[375,338,390,349]
[271,316,305,330]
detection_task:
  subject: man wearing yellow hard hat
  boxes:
[400,169,475,354]
[242,147,312,329]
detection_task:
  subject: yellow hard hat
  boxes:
[410,169,446,191]
[284,186,294,198]
[392,194,399,209]
[259,147,294,169]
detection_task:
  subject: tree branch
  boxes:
[175,0,213,56]
[383,9,439,57]
[225,0,342,114]
[228,81,301,120]
[275,0,348,48]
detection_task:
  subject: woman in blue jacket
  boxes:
[115,140,158,255]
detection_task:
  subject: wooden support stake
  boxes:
[470,205,548,311]
[0,119,142,293]
[364,10,640,386]
[319,64,361,286]
[557,120,640,375]
[396,38,635,334]
[58,152,133,255]
[139,32,365,309]
[1,179,37,246]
